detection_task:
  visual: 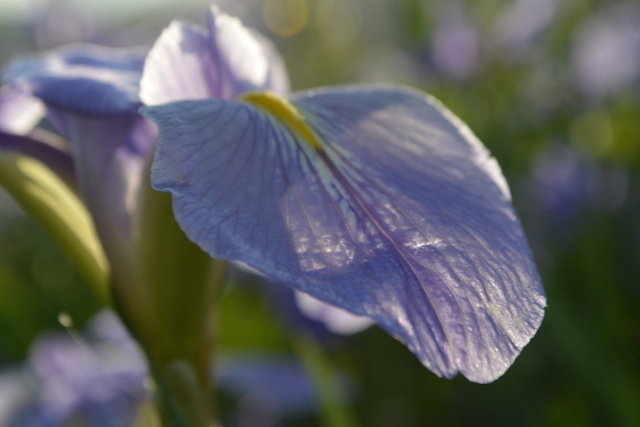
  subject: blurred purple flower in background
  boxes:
[0,311,148,427]
[531,144,598,229]
[232,263,374,337]
[493,0,561,59]
[572,2,640,99]
[0,309,336,427]
[294,291,374,335]
[217,355,326,427]
[431,4,480,79]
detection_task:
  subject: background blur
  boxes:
[1,0,640,426]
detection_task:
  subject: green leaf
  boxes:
[0,153,109,303]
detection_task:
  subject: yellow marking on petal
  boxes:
[240,91,323,152]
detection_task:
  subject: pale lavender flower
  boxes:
[142,8,545,382]
[0,310,148,427]
[531,144,597,228]
[572,2,640,99]
[493,0,561,58]
[431,5,480,79]
[3,5,546,384]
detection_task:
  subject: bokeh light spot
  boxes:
[262,0,309,37]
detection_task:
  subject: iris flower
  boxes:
[1,3,545,392]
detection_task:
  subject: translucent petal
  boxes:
[0,86,45,134]
[143,85,546,383]
[250,30,290,95]
[207,7,269,97]
[3,43,146,115]
[47,108,156,276]
[140,20,218,105]
[140,6,289,105]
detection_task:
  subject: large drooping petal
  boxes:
[143,85,546,383]
[140,6,289,106]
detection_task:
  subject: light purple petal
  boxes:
[26,314,147,425]
[47,108,156,269]
[0,370,34,426]
[207,6,274,97]
[3,43,146,115]
[294,291,374,335]
[140,6,289,105]
[143,85,546,383]
[0,86,45,134]
[249,29,290,95]
[140,20,219,105]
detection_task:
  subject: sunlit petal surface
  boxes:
[140,6,289,106]
[140,20,216,105]
[145,85,546,383]
[0,86,45,135]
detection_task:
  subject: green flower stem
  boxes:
[292,331,361,427]
[115,154,227,427]
[0,153,110,303]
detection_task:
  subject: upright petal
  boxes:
[250,31,290,95]
[207,6,288,97]
[140,6,289,106]
[143,85,546,383]
[140,20,218,105]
